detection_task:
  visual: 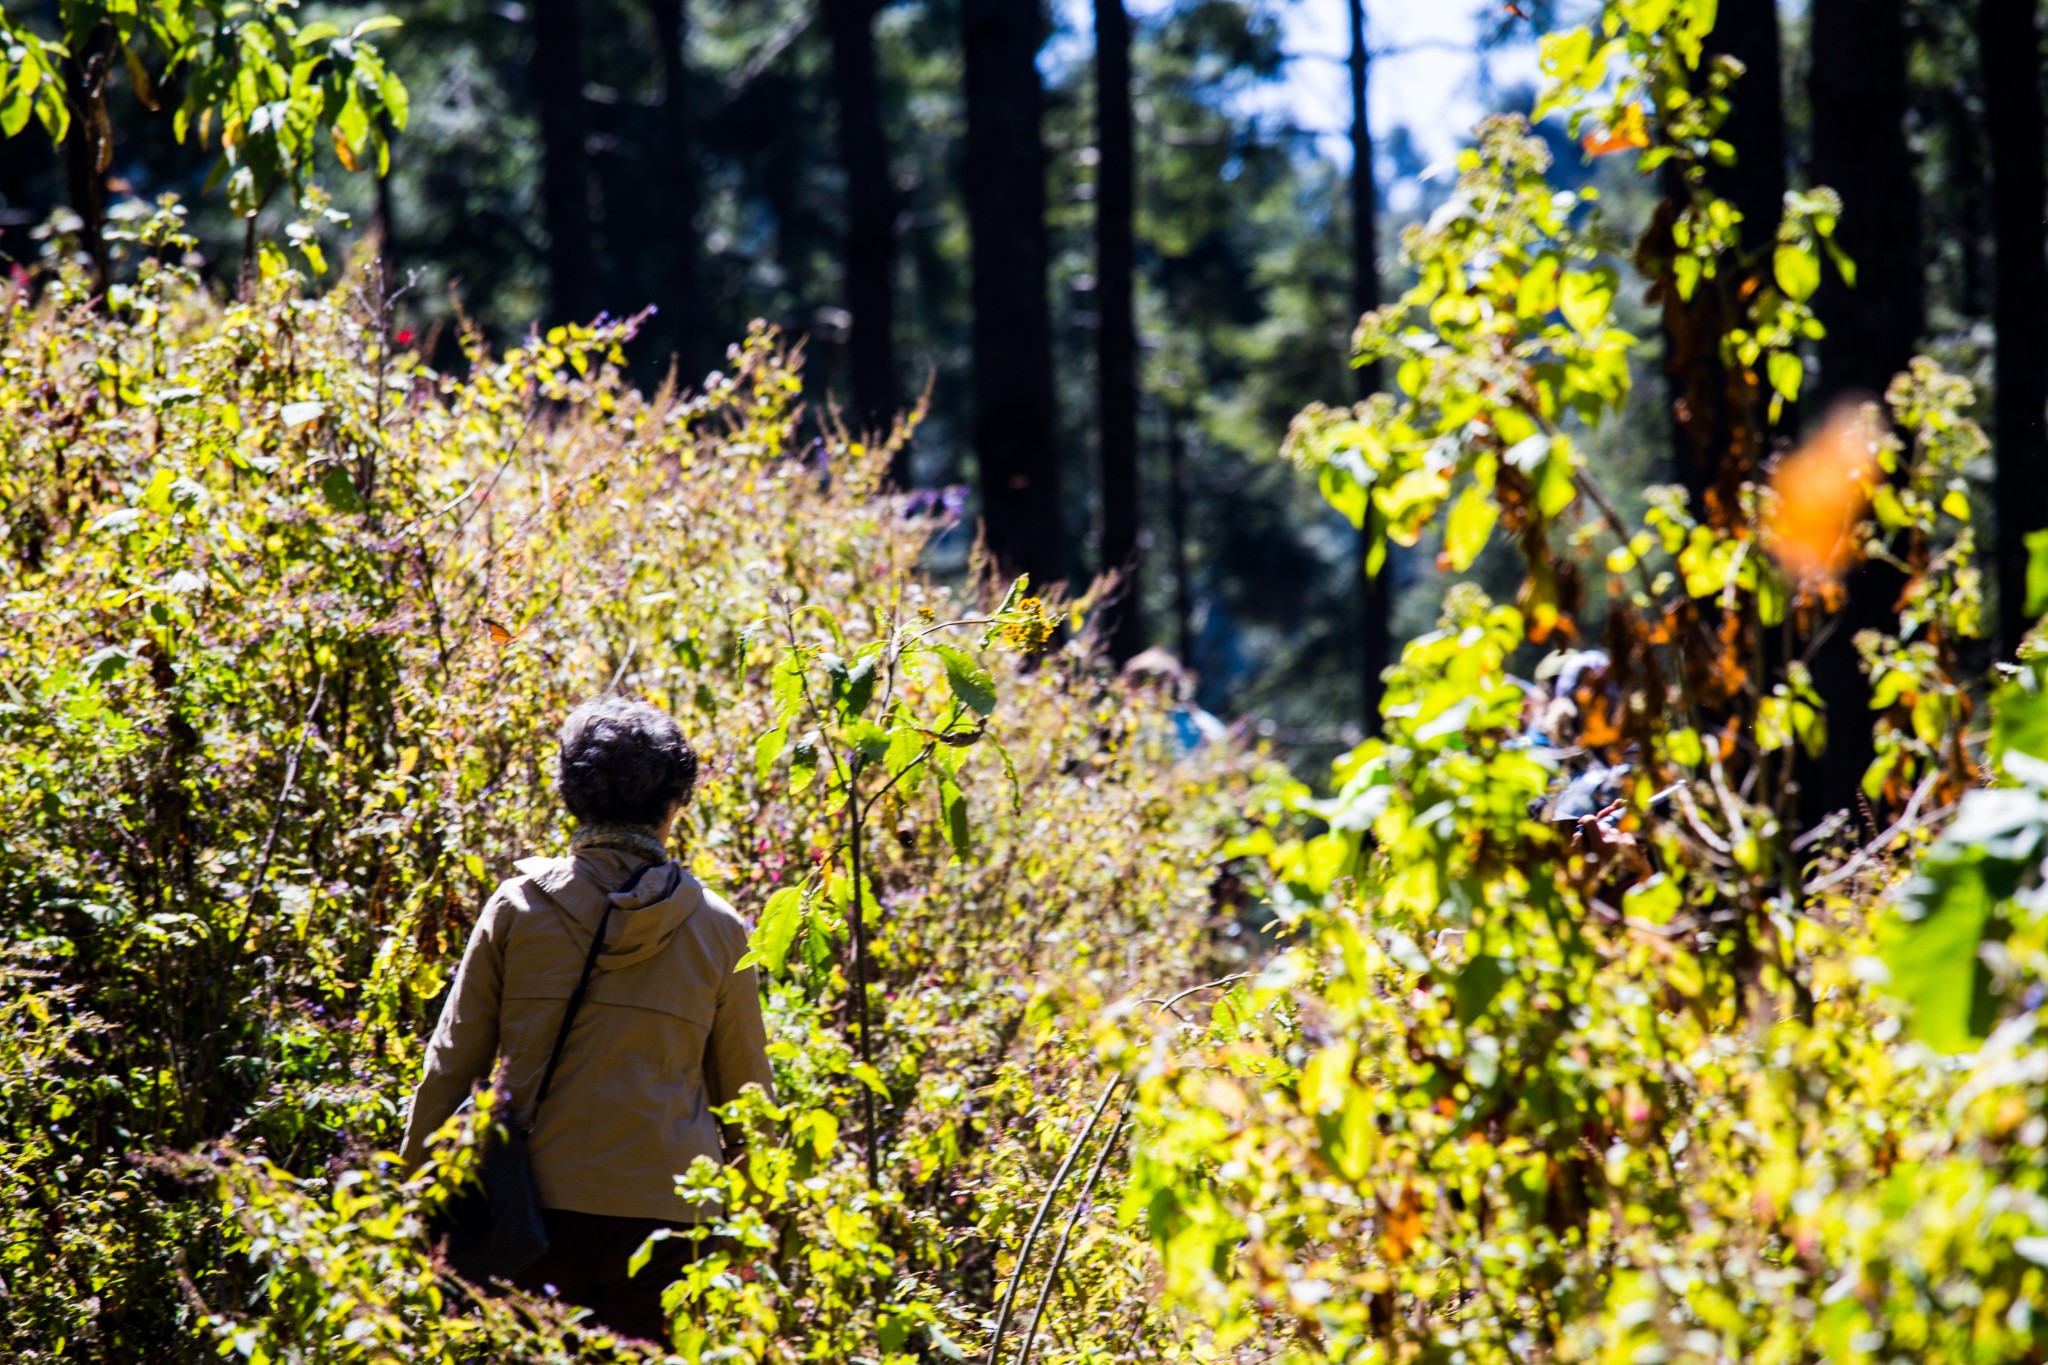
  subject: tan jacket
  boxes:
[399,847,775,1220]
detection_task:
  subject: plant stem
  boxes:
[848,758,878,1188]
[987,1073,1122,1365]
[1014,1109,1131,1365]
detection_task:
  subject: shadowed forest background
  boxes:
[9,0,2036,759]
[6,0,2048,1360]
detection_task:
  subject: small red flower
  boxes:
[394,328,415,345]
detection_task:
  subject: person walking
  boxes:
[400,696,775,1343]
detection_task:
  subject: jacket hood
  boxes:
[514,851,703,970]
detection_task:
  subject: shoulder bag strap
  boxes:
[522,858,660,1133]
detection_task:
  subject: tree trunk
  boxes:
[1096,0,1142,661]
[1983,0,2048,656]
[1349,0,1389,735]
[533,0,598,325]
[1706,0,1787,274]
[646,0,705,379]
[961,0,1066,588]
[62,31,112,299]
[825,0,901,473]
[1660,0,1785,520]
[374,125,401,290]
[1803,0,1921,826]
[1811,0,1922,405]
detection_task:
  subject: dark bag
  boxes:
[439,893,620,1282]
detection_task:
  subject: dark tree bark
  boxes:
[1659,0,1786,519]
[1096,0,1142,661]
[825,0,901,472]
[62,29,113,298]
[374,125,401,290]
[1803,0,1921,825]
[1811,0,1922,405]
[646,0,705,377]
[1983,0,2048,656]
[1705,0,1787,274]
[1349,0,1389,734]
[961,0,1066,588]
[533,0,598,324]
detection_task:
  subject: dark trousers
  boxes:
[509,1208,701,1344]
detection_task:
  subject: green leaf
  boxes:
[788,731,821,795]
[771,652,807,722]
[1515,254,1561,319]
[319,466,359,513]
[884,726,929,793]
[935,645,996,717]
[740,886,804,974]
[1766,349,1803,404]
[1537,439,1577,519]
[1318,459,1369,529]
[1623,873,1682,926]
[1455,954,1509,1028]
[754,724,787,782]
[1992,680,2048,771]
[1443,484,1498,573]
[626,1229,673,1278]
[847,719,890,764]
[1883,863,1998,1053]
[2025,527,2048,618]
[1773,243,1820,302]
[941,778,971,856]
[1558,267,1616,334]
[840,653,876,719]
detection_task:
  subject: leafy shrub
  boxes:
[1127,2,2048,1361]
[0,215,1255,1359]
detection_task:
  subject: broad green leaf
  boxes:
[1992,679,2048,771]
[1623,873,1681,925]
[1318,460,1369,529]
[1455,954,1508,1027]
[739,886,804,973]
[754,724,786,782]
[884,726,928,793]
[788,731,821,795]
[1443,484,1498,573]
[1773,243,1820,302]
[625,1229,673,1278]
[1883,862,1998,1052]
[941,778,971,855]
[1766,349,1803,404]
[1558,267,1616,335]
[846,719,890,764]
[2025,527,2048,618]
[840,653,876,719]
[1516,254,1561,319]
[934,645,995,717]
[320,466,359,513]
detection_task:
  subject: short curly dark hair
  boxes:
[556,696,699,827]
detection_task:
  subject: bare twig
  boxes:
[1805,771,1950,895]
[1014,1111,1133,1365]
[1142,972,1250,1022]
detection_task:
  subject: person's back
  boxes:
[399,698,774,1343]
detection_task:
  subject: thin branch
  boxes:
[1805,771,1948,895]
[1014,1111,1133,1365]
[987,1074,1124,1365]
